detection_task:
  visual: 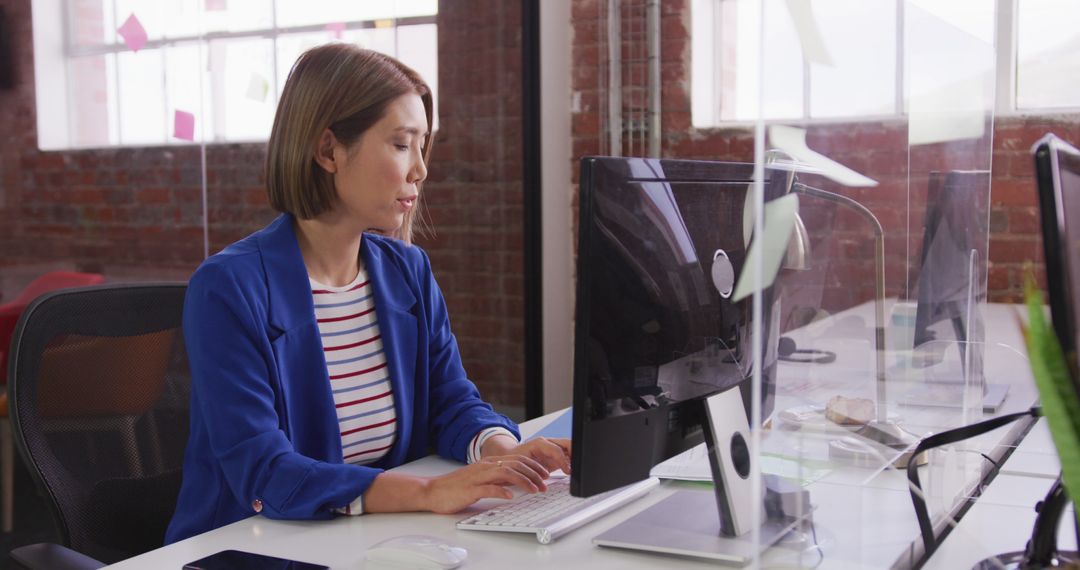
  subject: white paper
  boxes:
[785,0,834,66]
[768,125,878,187]
[732,193,799,302]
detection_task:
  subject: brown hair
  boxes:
[266,43,433,244]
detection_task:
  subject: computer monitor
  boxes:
[570,156,790,498]
[1034,134,1080,386]
[913,170,989,364]
[969,137,1080,568]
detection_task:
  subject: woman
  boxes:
[166,43,569,543]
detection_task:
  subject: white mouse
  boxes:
[364,535,468,570]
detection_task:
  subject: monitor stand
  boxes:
[592,489,802,565]
[593,387,813,566]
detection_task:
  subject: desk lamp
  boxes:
[765,152,918,456]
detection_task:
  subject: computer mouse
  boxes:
[364,535,468,570]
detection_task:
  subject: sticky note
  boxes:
[374,19,394,29]
[768,125,877,187]
[205,0,227,10]
[173,110,195,141]
[732,194,800,302]
[325,22,346,40]
[785,0,833,66]
[245,73,270,102]
[117,13,148,53]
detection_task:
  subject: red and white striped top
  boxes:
[311,268,396,467]
[311,263,518,516]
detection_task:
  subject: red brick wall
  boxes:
[570,0,1078,324]
[0,0,526,409]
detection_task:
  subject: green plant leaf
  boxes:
[1023,275,1080,529]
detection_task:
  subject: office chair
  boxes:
[6,283,189,569]
[0,271,105,533]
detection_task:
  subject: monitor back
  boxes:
[913,170,990,349]
[1034,134,1080,384]
[570,157,788,497]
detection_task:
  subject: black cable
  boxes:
[906,406,1041,556]
[778,336,837,364]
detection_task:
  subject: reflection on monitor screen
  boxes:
[571,157,791,497]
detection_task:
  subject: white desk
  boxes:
[922,420,1076,570]
[107,302,1053,569]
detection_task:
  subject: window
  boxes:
[32,0,438,150]
[691,0,1076,127]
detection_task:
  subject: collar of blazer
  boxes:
[255,214,419,334]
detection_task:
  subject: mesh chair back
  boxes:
[7,284,190,564]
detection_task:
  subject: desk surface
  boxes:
[108,302,1050,569]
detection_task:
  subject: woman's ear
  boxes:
[313,128,338,174]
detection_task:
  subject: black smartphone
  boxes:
[183,549,329,570]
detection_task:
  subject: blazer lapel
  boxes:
[256,214,342,461]
[361,236,419,465]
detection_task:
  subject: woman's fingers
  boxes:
[474,484,513,502]
[488,458,545,492]
[530,438,572,473]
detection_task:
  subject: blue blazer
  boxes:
[165,214,519,543]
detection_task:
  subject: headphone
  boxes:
[778,336,836,364]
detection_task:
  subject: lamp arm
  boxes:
[791,182,887,423]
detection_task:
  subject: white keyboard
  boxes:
[456,476,659,544]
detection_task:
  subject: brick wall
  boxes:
[570,0,1079,326]
[0,0,526,409]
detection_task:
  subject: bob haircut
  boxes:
[266,43,434,245]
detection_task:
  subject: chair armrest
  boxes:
[10,543,105,570]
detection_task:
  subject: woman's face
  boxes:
[330,94,428,233]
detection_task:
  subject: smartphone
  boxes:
[183,549,329,570]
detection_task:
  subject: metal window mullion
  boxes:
[607,0,622,157]
[995,0,1018,113]
[68,14,438,58]
[896,0,904,115]
[112,0,124,145]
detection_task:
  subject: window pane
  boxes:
[752,0,804,120]
[275,33,328,97]
[705,0,803,123]
[209,39,275,142]
[67,54,114,147]
[1017,0,1080,109]
[68,0,115,47]
[117,49,166,144]
[275,0,437,28]
[165,43,207,143]
[809,0,896,118]
[396,24,439,108]
[201,0,274,34]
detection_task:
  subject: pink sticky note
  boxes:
[117,13,148,53]
[173,110,195,141]
[325,22,346,40]
[205,0,227,10]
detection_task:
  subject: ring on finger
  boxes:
[496,460,503,467]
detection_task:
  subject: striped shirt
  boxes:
[311,264,517,515]
[312,268,397,467]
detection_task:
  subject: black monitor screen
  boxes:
[1035,135,1080,382]
[913,170,990,349]
[570,157,787,497]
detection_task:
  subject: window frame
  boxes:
[34,0,437,150]
[691,0,1080,130]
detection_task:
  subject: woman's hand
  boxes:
[421,455,551,514]
[481,436,572,475]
